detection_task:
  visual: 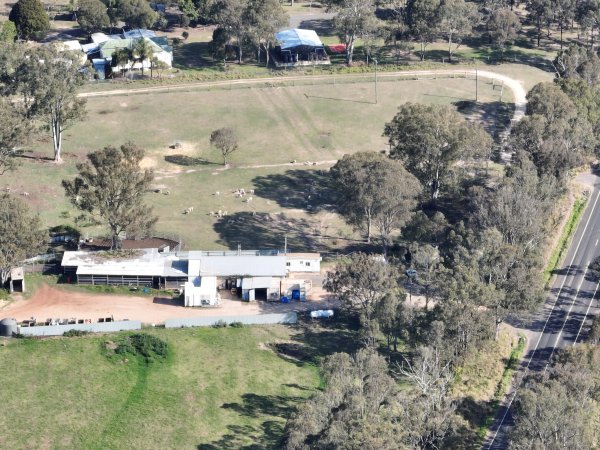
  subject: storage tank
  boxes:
[0,318,18,337]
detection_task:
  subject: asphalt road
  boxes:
[484,175,600,449]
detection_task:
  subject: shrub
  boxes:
[113,333,169,362]
[212,320,227,328]
[182,30,189,40]
[229,321,244,328]
[63,329,89,337]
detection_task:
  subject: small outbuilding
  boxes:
[285,253,322,273]
[273,28,330,67]
[9,267,24,293]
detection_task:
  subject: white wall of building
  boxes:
[285,255,321,273]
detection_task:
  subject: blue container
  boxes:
[291,289,300,300]
[281,296,289,303]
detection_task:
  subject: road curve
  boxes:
[78,69,528,133]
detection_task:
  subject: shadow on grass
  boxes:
[454,100,515,143]
[298,18,334,36]
[164,154,214,166]
[286,310,362,365]
[214,211,321,252]
[222,393,306,418]
[173,41,216,69]
[214,211,365,253]
[197,422,284,450]
[252,169,335,212]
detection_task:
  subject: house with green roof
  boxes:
[99,35,172,74]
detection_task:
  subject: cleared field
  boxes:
[4,77,509,249]
[0,326,323,450]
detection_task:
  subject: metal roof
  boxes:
[275,29,324,50]
[197,256,287,277]
[241,277,273,289]
[63,250,309,279]
[123,29,157,39]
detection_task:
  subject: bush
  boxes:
[182,30,189,40]
[63,329,89,337]
[113,333,169,362]
[229,321,244,328]
[212,320,228,328]
[9,0,50,41]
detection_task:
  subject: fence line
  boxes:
[17,320,142,337]
[164,312,298,328]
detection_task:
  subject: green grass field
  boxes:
[0,326,324,450]
[4,77,512,249]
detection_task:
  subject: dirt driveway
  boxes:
[0,284,338,324]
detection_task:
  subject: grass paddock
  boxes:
[6,77,509,249]
[0,326,321,450]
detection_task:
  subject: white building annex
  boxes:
[61,249,322,307]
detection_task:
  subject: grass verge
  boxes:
[475,334,526,442]
[544,196,587,284]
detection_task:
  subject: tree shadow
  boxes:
[164,154,214,166]
[213,204,367,254]
[286,312,361,366]
[14,152,54,162]
[454,100,514,144]
[173,41,215,69]
[251,169,336,212]
[298,19,334,36]
[447,396,488,448]
[198,391,315,449]
[222,393,306,418]
[197,422,284,450]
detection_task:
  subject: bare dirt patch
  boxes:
[1,284,338,324]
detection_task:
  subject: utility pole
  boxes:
[373,58,379,104]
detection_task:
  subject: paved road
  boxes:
[484,175,600,449]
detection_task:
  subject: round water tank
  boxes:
[0,318,18,337]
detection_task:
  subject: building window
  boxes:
[305,262,311,266]
[286,262,290,267]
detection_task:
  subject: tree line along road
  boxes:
[484,176,600,449]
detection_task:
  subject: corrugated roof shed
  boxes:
[275,29,324,50]
[198,256,287,277]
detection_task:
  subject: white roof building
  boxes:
[61,248,318,306]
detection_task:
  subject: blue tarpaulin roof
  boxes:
[275,29,324,50]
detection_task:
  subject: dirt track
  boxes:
[78,69,527,135]
[0,284,338,324]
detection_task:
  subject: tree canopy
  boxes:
[332,0,380,64]
[384,103,491,200]
[0,193,46,285]
[13,46,87,162]
[8,0,49,41]
[116,0,157,29]
[324,252,398,343]
[77,0,110,34]
[0,21,17,43]
[210,127,239,165]
[62,143,158,249]
[284,349,406,450]
[330,151,421,249]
